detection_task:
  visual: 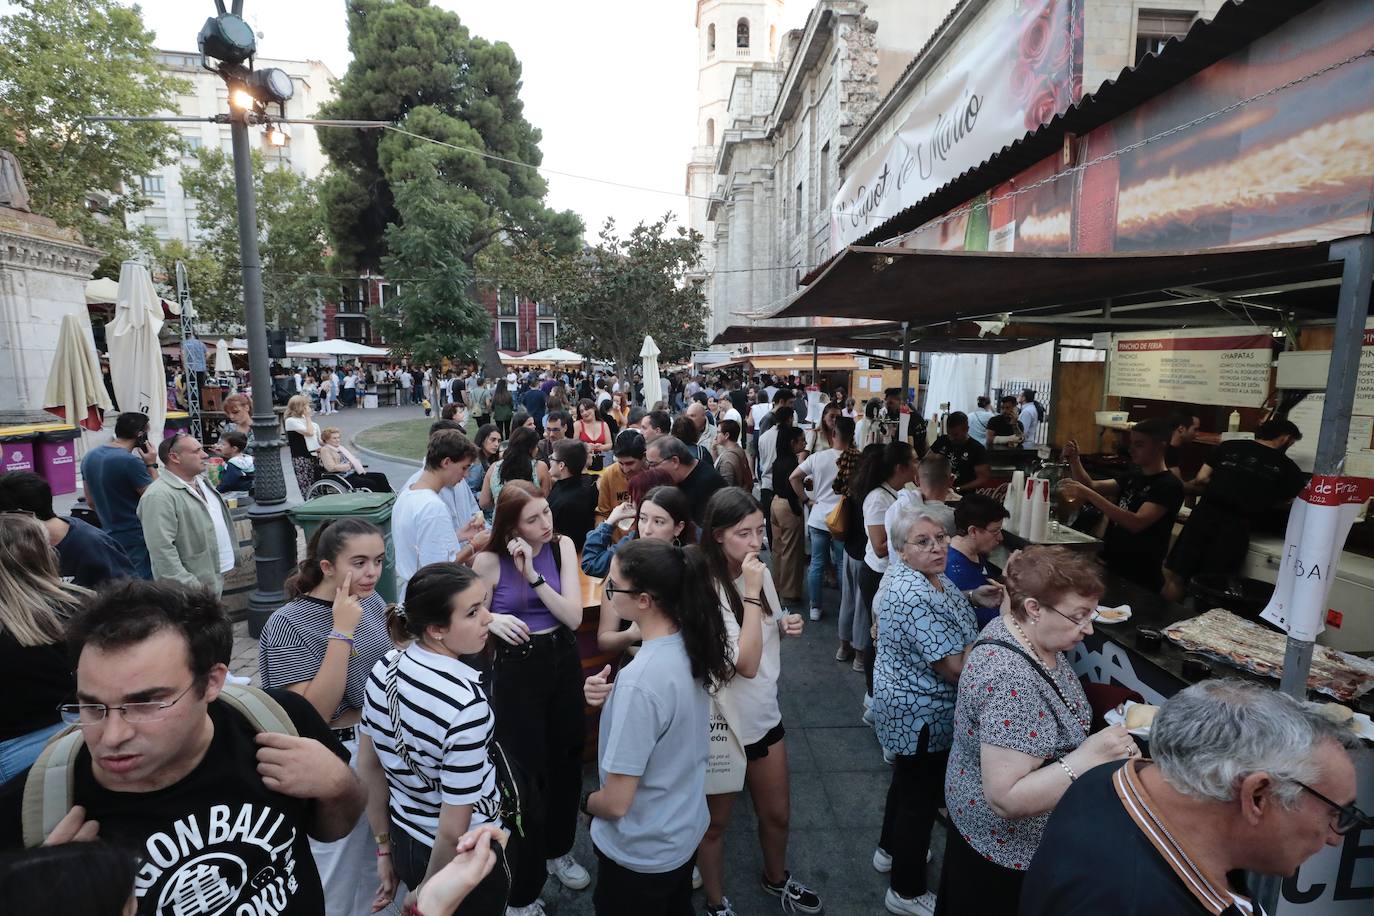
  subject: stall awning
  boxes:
[712,320,1050,354]
[708,352,901,373]
[771,240,1345,328]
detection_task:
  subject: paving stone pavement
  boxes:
[211,405,945,916]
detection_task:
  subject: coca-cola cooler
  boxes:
[35,427,81,495]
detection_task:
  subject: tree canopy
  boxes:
[0,0,188,274]
[177,148,332,335]
[503,216,709,372]
[318,0,582,273]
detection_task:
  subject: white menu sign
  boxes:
[1107,326,1272,407]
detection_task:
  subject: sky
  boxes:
[124,0,814,240]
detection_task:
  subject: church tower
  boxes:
[686,0,788,343]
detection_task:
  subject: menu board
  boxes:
[1107,327,1272,407]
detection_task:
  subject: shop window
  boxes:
[1135,10,1195,63]
[737,18,750,49]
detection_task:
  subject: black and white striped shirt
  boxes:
[258,593,393,721]
[360,645,502,845]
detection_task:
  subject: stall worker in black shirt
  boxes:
[930,411,993,494]
[0,580,363,916]
[985,395,1023,445]
[1061,417,1183,591]
[1021,680,1365,916]
[1162,418,1308,601]
[1165,410,1201,481]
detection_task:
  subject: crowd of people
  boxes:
[0,364,1364,916]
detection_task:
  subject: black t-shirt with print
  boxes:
[0,689,347,915]
[930,435,988,488]
[987,414,1022,438]
[1101,469,1184,590]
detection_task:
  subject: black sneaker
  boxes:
[761,871,823,913]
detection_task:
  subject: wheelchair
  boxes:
[303,471,372,500]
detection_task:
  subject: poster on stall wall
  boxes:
[1106,326,1272,408]
[1260,475,1374,640]
[829,0,1082,252]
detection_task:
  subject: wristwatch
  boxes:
[530,575,547,590]
[374,831,390,846]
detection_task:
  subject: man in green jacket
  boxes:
[137,432,237,596]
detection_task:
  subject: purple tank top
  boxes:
[490,540,563,632]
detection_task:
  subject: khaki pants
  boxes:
[769,498,805,602]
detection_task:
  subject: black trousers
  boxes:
[592,846,695,916]
[934,825,1025,915]
[490,628,586,906]
[879,726,946,898]
[759,487,775,544]
[859,562,884,696]
[391,824,511,916]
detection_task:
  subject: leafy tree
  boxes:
[318,0,582,369]
[377,168,490,364]
[178,148,332,335]
[503,216,708,373]
[0,0,189,274]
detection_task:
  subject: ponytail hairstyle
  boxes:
[849,440,913,502]
[286,517,384,597]
[613,539,733,691]
[640,484,696,544]
[387,562,481,646]
[501,426,539,485]
[699,486,774,624]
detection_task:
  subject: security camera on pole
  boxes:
[198,0,297,635]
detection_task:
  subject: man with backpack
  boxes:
[0,580,364,915]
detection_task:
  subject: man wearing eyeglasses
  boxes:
[136,433,236,597]
[0,580,363,915]
[1022,679,1366,915]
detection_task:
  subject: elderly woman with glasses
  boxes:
[871,507,1002,915]
[937,546,1136,915]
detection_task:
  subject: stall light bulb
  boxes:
[267,127,287,147]
[230,88,256,111]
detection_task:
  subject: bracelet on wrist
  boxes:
[328,629,354,643]
[743,597,763,606]
[1056,757,1077,782]
[376,848,390,857]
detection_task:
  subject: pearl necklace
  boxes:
[1008,615,1090,734]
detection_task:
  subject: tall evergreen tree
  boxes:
[318,0,581,369]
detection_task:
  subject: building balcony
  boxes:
[335,299,367,316]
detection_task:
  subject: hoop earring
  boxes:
[673,535,683,547]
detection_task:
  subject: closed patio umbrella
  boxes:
[640,335,663,408]
[43,313,111,430]
[214,338,233,375]
[107,260,167,439]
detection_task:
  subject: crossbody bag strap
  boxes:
[973,638,1080,724]
[384,651,441,795]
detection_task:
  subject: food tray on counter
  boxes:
[1163,609,1374,702]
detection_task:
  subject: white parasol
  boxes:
[640,335,663,408]
[43,313,111,431]
[106,260,167,439]
[214,338,234,375]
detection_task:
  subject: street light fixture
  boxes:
[199,0,296,635]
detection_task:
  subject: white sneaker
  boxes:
[809,607,821,621]
[546,853,591,890]
[706,898,738,916]
[692,865,703,889]
[506,904,546,916]
[873,847,892,872]
[885,888,937,916]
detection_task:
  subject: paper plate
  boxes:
[1094,604,1132,624]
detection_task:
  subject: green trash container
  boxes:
[288,491,399,603]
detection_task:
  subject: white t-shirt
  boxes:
[749,403,770,430]
[756,426,780,487]
[284,416,319,452]
[797,449,843,531]
[720,407,742,427]
[197,478,236,574]
[863,484,901,573]
[392,487,460,599]
[715,571,783,745]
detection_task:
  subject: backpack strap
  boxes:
[218,684,298,738]
[21,728,83,848]
[20,686,296,848]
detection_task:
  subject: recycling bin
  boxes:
[289,491,398,604]
[0,433,35,474]
[34,427,82,495]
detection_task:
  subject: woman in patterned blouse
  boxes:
[937,547,1137,915]
[872,507,1002,916]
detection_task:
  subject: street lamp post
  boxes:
[199,0,297,634]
